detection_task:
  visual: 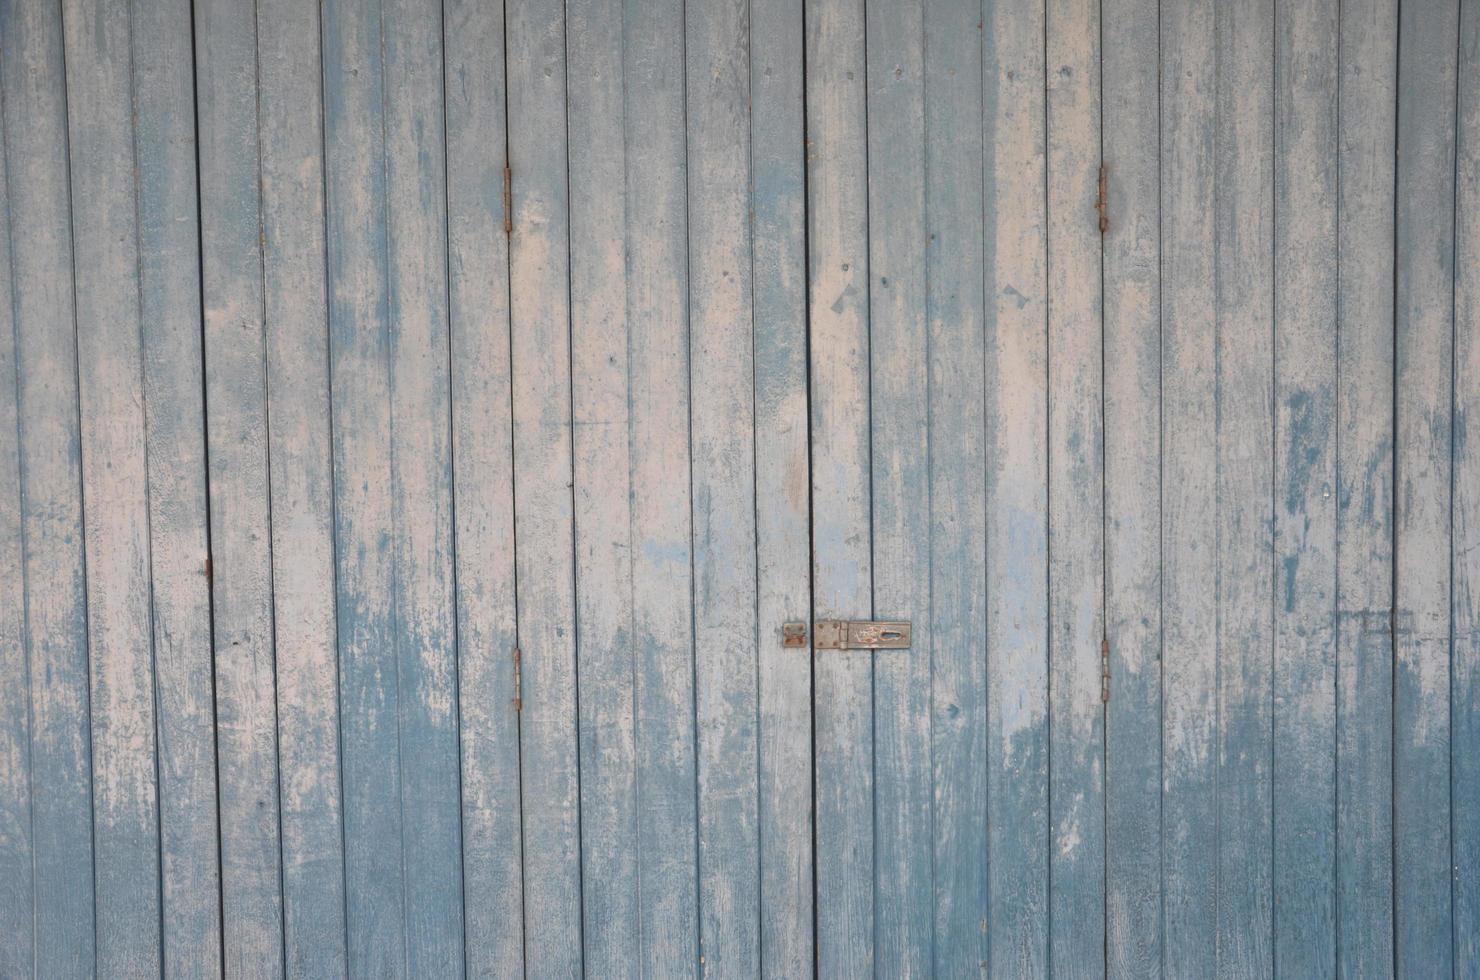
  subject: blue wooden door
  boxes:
[2,0,1479,976]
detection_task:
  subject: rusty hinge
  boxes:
[1096,163,1109,233]
[502,164,513,235]
[813,620,911,650]
[512,646,523,712]
[1100,636,1110,702]
[204,557,212,582]
[781,622,808,648]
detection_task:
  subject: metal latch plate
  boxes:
[813,620,911,650]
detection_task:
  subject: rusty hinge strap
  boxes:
[513,646,523,712]
[1100,636,1110,703]
[502,165,513,235]
[1096,163,1109,234]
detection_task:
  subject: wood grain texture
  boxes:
[865,0,931,971]
[1101,0,1162,971]
[1273,0,1339,973]
[381,0,466,969]
[1214,0,1276,973]
[624,0,701,970]
[443,0,523,973]
[60,0,163,970]
[1160,0,1218,971]
[1455,1,1480,973]
[195,0,286,968]
[1394,0,1459,973]
[983,0,1050,971]
[257,0,350,970]
[322,0,406,968]
[750,0,815,970]
[566,0,637,972]
[1333,0,1397,974]
[1045,0,1104,973]
[0,2,95,970]
[686,0,762,971]
[133,0,223,971]
[806,0,874,970]
[0,97,33,980]
[924,0,990,971]
[505,0,584,969]
[7,4,1476,974]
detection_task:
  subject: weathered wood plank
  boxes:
[624,0,701,970]
[1045,0,1105,972]
[924,0,990,972]
[0,99,34,980]
[1455,2,1480,972]
[1213,0,1275,972]
[133,0,223,971]
[686,0,761,972]
[806,0,874,970]
[443,0,523,973]
[1272,0,1339,972]
[257,0,350,970]
[1394,0,1460,972]
[566,0,638,968]
[1100,0,1161,970]
[195,0,286,969]
[864,0,930,970]
[750,0,815,969]
[983,0,1050,970]
[1333,0,1396,971]
[0,3,95,969]
[505,0,584,968]
[565,0,637,973]
[321,0,406,968]
[59,0,163,969]
[380,0,465,971]
[1159,0,1218,970]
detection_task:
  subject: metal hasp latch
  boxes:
[813,620,911,650]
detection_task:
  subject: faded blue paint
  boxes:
[0,0,1474,976]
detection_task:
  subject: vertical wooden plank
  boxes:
[0,2,95,969]
[1213,0,1275,972]
[925,0,990,972]
[1454,1,1480,972]
[133,0,223,971]
[1394,0,1460,972]
[1045,0,1104,973]
[195,0,286,969]
[444,0,523,973]
[865,0,931,971]
[565,0,637,973]
[1272,0,1339,972]
[1333,0,1396,971]
[380,0,465,971]
[59,0,163,969]
[505,0,584,968]
[687,0,761,972]
[566,0,638,968]
[257,0,350,970]
[0,96,34,980]
[1159,0,1218,971]
[624,0,701,970]
[750,0,815,969]
[982,0,1049,970]
[321,0,405,968]
[805,0,873,970]
[1101,0,1161,969]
